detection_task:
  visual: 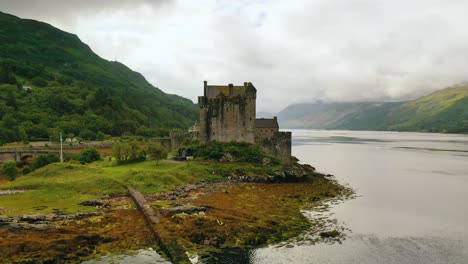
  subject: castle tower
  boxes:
[198,81,257,143]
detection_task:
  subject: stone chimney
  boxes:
[203,80,207,96]
[228,83,234,96]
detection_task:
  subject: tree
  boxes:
[31,76,47,87]
[146,143,167,165]
[48,128,63,142]
[112,142,125,163]
[2,162,18,181]
[77,148,101,164]
[96,131,110,141]
[79,129,95,141]
[128,140,142,161]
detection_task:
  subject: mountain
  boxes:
[0,11,198,143]
[278,84,468,133]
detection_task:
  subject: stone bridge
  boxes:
[0,148,60,163]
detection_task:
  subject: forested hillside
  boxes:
[0,11,198,144]
[278,84,468,133]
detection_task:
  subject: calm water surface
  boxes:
[252,130,468,264]
[87,130,468,263]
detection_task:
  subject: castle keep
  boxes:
[197,81,292,163]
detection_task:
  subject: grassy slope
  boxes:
[386,85,468,132]
[278,85,468,133]
[0,160,280,215]
[0,11,197,139]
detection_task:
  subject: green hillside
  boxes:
[386,84,468,132]
[278,84,468,133]
[0,11,198,144]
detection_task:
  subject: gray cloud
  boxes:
[1,0,468,112]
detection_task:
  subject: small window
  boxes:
[243,122,245,126]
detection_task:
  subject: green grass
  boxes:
[0,160,274,215]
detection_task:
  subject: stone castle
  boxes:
[196,81,292,163]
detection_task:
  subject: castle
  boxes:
[196,81,292,164]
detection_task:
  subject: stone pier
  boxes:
[127,186,191,264]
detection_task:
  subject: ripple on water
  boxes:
[251,234,468,264]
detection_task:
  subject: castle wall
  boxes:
[255,127,279,142]
[259,132,292,164]
[150,131,193,153]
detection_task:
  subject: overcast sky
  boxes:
[2,0,468,112]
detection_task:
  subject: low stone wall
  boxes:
[149,138,173,153]
[127,186,191,264]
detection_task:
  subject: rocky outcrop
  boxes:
[79,199,111,208]
[0,212,98,231]
[227,158,320,183]
[0,190,27,196]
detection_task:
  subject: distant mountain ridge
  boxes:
[278,84,468,133]
[0,11,198,143]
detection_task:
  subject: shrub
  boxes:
[2,162,18,181]
[188,141,269,164]
[77,148,101,164]
[96,131,110,141]
[22,165,31,175]
[32,154,59,170]
[112,141,145,164]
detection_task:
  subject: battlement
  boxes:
[169,131,191,138]
[203,81,256,99]
[275,131,292,139]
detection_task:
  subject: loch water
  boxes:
[250,130,468,264]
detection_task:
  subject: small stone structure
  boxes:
[194,81,292,164]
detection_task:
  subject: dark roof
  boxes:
[255,118,279,128]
